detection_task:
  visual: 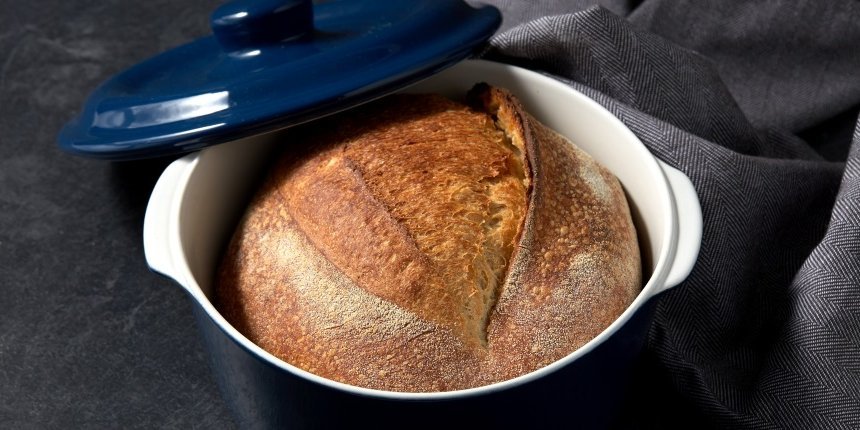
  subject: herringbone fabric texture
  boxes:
[480,3,860,428]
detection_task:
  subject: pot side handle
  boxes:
[143,156,192,282]
[657,160,702,292]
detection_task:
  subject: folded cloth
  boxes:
[480,2,860,428]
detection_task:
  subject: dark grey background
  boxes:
[1,0,235,428]
[3,0,859,428]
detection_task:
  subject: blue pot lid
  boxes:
[58,0,501,160]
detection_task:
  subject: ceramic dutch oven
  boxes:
[59,1,702,428]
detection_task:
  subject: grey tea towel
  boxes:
[478,1,860,428]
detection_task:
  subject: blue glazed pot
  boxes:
[191,293,660,428]
[143,60,702,429]
[57,0,502,160]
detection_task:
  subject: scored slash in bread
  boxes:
[216,83,641,392]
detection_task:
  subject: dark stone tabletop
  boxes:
[8,0,858,428]
[1,1,236,427]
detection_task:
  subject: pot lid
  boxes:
[58,0,501,160]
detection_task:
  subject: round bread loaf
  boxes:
[215,84,641,392]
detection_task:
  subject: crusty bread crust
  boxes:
[216,84,641,392]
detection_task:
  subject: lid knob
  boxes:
[211,0,313,53]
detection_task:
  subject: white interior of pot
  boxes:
[168,60,675,398]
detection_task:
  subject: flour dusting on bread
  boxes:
[215,84,640,392]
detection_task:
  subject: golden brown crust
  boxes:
[216,84,640,392]
[474,85,641,379]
